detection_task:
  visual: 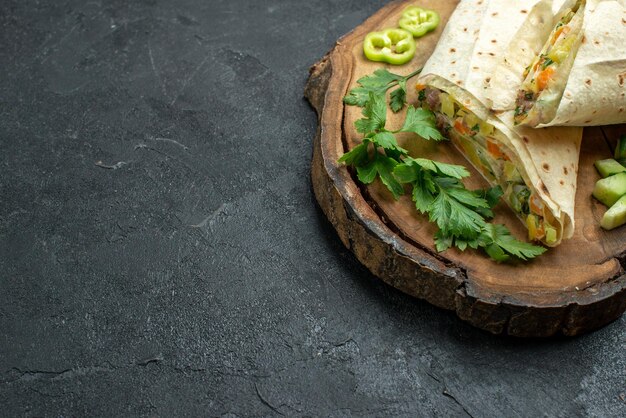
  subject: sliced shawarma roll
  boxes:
[489,0,626,127]
[415,0,583,246]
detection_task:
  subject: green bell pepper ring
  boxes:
[398,6,440,38]
[363,28,416,65]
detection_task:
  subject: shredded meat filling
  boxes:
[515,90,537,118]
[425,88,440,109]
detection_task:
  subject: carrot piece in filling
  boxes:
[453,118,470,136]
[536,66,555,91]
[487,139,510,161]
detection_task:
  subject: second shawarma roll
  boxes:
[414,0,583,246]
[488,0,626,127]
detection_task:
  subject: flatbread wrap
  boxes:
[490,0,626,127]
[415,0,583,246]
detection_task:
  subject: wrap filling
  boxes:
[514,0,585,125]
[418,86,558,244]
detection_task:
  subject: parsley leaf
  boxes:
[393,159,420,183]
[397,106,444,141]
[389,79,407,113]
[486,224,547,260]
[472,187,501,219]
[356,158,378,184]
[357,68,403,87]
[429,189,486,238]
[357,153,404,199]
[412,171,435,213]
[376,155,404,199]
[482,186,504,208]
[343,85,386,108]
[344,68,422,111]
[401,157,469,180]
[355,92,387,133]
[372,132,408,156]
[337,141,370,166]
[434,230,454,252]
[442,183,491,210]
[484,242,510,262]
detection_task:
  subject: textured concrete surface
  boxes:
[0,0,624,416]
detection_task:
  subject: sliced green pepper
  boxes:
[363,28,416,65]
[398,6,440,38]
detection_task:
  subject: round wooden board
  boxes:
[305,0,626,337]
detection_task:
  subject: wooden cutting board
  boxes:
[305,0,626,337]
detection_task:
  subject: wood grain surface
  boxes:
[305,0,626,337]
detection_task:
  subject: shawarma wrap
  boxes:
[415,0,583,246]
[489,0,626,127]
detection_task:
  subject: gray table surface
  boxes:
[1,0,625,416]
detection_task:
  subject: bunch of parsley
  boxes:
[339,69,546,262]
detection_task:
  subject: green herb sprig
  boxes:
[343,68,423,112]
[339,73,546,262]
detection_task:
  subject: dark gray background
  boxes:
[1,0,624,416]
